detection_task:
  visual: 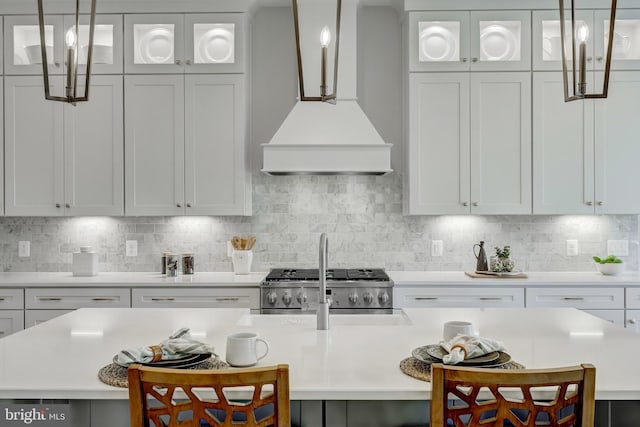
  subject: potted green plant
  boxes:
[491,245,514,273]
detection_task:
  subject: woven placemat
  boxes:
[98,356,229,388]
[399,357,526,382]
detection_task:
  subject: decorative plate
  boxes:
[138,28,174,64]
[113,352,211,368]
[419,26,457,62]
[412,345,511,368]
[480,24,518,61]
[198,28,234,63]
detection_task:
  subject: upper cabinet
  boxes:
[4,15,123,75]
[124,14,246,74]
[408,10,531,72]
[595,9,640,71]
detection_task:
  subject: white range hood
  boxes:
[261,0,393,175]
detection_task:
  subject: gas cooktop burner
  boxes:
[264,268,389,282]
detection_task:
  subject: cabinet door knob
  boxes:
[185,59,192,65]
[55,203,61,208]
[186,203,192,208]
[54,62,61,67]
[597,201,604,206]
[587,57,593,62]
[65,203,70,208]
[471,57,478,63]
[629,319,637,325]
[472,202,479,207]
[586,201,593,206]
[461,58,468,63]
[175,59,182,65]
[176,203,182,208]
[462,202,469,207]
[597,56,603,62]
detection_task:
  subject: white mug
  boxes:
[443,321,475,341]
[225,332,269,367]
[232,250,253,275]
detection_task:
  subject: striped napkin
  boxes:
[439,335,505,365]
[116,328,214,366]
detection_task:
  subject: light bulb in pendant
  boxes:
[577,24,589,43]
[320,26,331,48]
[65,28,77,48]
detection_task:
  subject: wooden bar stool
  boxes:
[430,363,595,427]
[128,364,290,427]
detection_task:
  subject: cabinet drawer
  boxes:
[582,309,625,327]
[526,288,624,309]
[0,310,24,337]
[625,288,640,309]
[0,289,24,309]
[394,287,524,308]
[24,310,73,328]
[132,288,259,309]
[626,310,640,333]
[25,288,131,309]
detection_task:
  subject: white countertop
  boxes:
[388,271,640,286]
[0,272,266,287]
[0,307,638,401]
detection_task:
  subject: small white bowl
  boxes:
[595,262,625,276]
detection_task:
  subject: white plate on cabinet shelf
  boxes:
[197,27,234,63]
[419,26,457,62]
[137,28,174,64]
[480,25,517,61]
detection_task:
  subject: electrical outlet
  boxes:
[566,239,579,256]
[18,241,30,258]
[607,240,629,256]
[125,240,138,257]
[431,240,443,257]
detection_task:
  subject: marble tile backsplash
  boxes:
[0,174,637,273]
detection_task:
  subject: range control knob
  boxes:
[266,291,277,305]
[348,292,358,304]
[296,292,307,304]
[282,293,292,305]
[363,292,374,305]
[378,292,390,305]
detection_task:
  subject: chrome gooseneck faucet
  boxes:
[317,232,330,330]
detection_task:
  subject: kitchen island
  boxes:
[0,307,638,426]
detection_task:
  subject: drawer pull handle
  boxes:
[215,297,240,302]
[151,298,176,302]
[38,297,62,301]
[479,297,502,301]
[0,331,4,335]
[92,298,116,302]
[562,297,585,301]
[629,319,637,325]
[415,297,438,301]
[0,298,5,301]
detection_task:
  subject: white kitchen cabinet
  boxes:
[408,10,530,72]
[0,311,24,336]
[5,75,124,216]
[525,287,624,310]
[4,14,122,75]
[25,288,131,309]
[131,288,260,312]
[125,74,250,216]
[581,309,625,326]
[533,71,640,214]
[0,288,24,309]
[124,14,245,74]
[625,309,640,333]
[596,9,640,71]
[24,309,73,328]
[406,72,531,215]
[394,287,525,308]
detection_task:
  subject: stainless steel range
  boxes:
[260,268,393,314]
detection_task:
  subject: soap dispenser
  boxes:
[473,241,488,272]
[72,246,99,276]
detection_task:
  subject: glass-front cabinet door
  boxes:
[63,14,123,74]
[409,11,469,72]
[4,15,64,75]
[124,14,184,73]
[469,11,531,71]
[533,10,594,71]
[409,11,529,72]
[595,9,640,70]
[125,14,245,74]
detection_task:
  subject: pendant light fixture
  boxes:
[37,0,96,104]
[292,0,342,104]
[559,0,617,102]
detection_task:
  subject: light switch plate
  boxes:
[18,241,30,258]
[431,240,443,257]
[566,240,578,256]
[607,240,629,256]
[126,240,138,257]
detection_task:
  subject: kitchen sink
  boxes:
[236,310,412,328]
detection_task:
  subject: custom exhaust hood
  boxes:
[261,0,393,176]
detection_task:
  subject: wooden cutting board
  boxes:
[465,271,528,279]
